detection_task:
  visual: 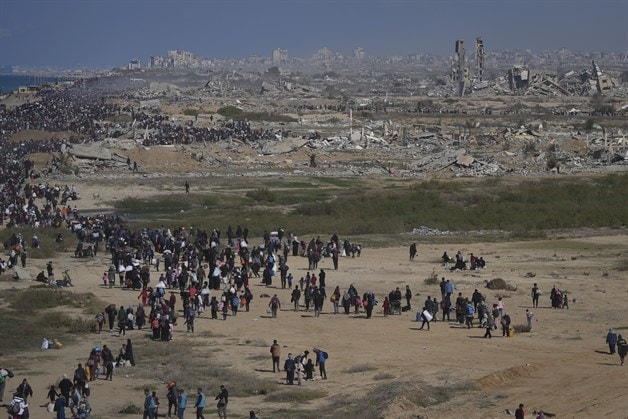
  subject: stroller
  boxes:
[390,299,402,315]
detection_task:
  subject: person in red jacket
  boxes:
[515,403,525,419]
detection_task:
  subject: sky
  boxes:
[0,0,626,69]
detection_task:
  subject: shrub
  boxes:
[182,108,199,117]
[342,364,372,374]
[486,278,516,291]
[424,269,439,286]
[217,106,243,119]
[242,112,296,123]
[264,389,327,403]
[512,324,531,333]
[245,188,276,202]
[119,404,143,414]
[546,152,558,170]
[523,141,537,155]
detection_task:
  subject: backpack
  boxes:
[9,401,20,414]
[323,351,329,360]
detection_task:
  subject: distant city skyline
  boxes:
[1,0,626,69]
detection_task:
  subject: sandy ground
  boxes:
[1,172,627,419]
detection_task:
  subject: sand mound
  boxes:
[478,364,541,388]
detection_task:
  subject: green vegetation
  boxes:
[132,339,275,399]
[0,287,106,354]
[512,324,532,333]
[546,152,558,170]
[264,389,327,403]
[424,269,439,285]
[245,188,276,202]
[217,105,243,118]
[328,380,474,417]
[119,404,143,414]
[216,105,296,123]
[342,363,372,374]
[112,174,628,239]
[242,112,297,123]
[0,226,67,259]
[182,108,199,117]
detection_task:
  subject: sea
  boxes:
[0,74,66,94]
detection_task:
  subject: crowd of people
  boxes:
[269,340,329,386]
[3,337,139,418]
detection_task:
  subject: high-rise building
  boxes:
[128,59,141,70]
[272,48,288,64]
[475,37,485,82]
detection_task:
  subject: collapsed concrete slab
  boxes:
[261,138,309,155]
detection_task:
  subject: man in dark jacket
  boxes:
[58,374,73,399]
[16,378,33,401]
[283,354,296,385]
[215,385,228,419]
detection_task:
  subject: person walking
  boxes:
[418,307,432,330]
[606,328,618,354]
[54,392,67,419]
[0,368,13,402]
[166,382,178,418]
[269,294,280,318]
[501,313,511,337]
[118,305,127,336]
[143,388,157,419]
[409,243,417,261]
[177,388,187,419]
[617,335,627,366]
[526,309,534,330]
[484,311,494,338]
[16,378,33,402]
[95,312,105,334]
[270,340,281,373]
[193,388,206,419]
[291,287,301,311]
[405,285,412,310]
[215,385,228,419]
[531,283,541,308]
[313,348,328,380]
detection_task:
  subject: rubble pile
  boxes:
[412,226,454,236]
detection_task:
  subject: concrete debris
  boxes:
[261,138,309,155]
[412,226,454,236]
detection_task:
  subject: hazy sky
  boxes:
[1,0,626,68]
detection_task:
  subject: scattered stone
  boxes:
[411,226,453,236]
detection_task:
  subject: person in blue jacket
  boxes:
[194,387,206,419]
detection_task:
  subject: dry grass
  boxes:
[342,363,373,374]
[263,388,327,403]
[132,339,277,398]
